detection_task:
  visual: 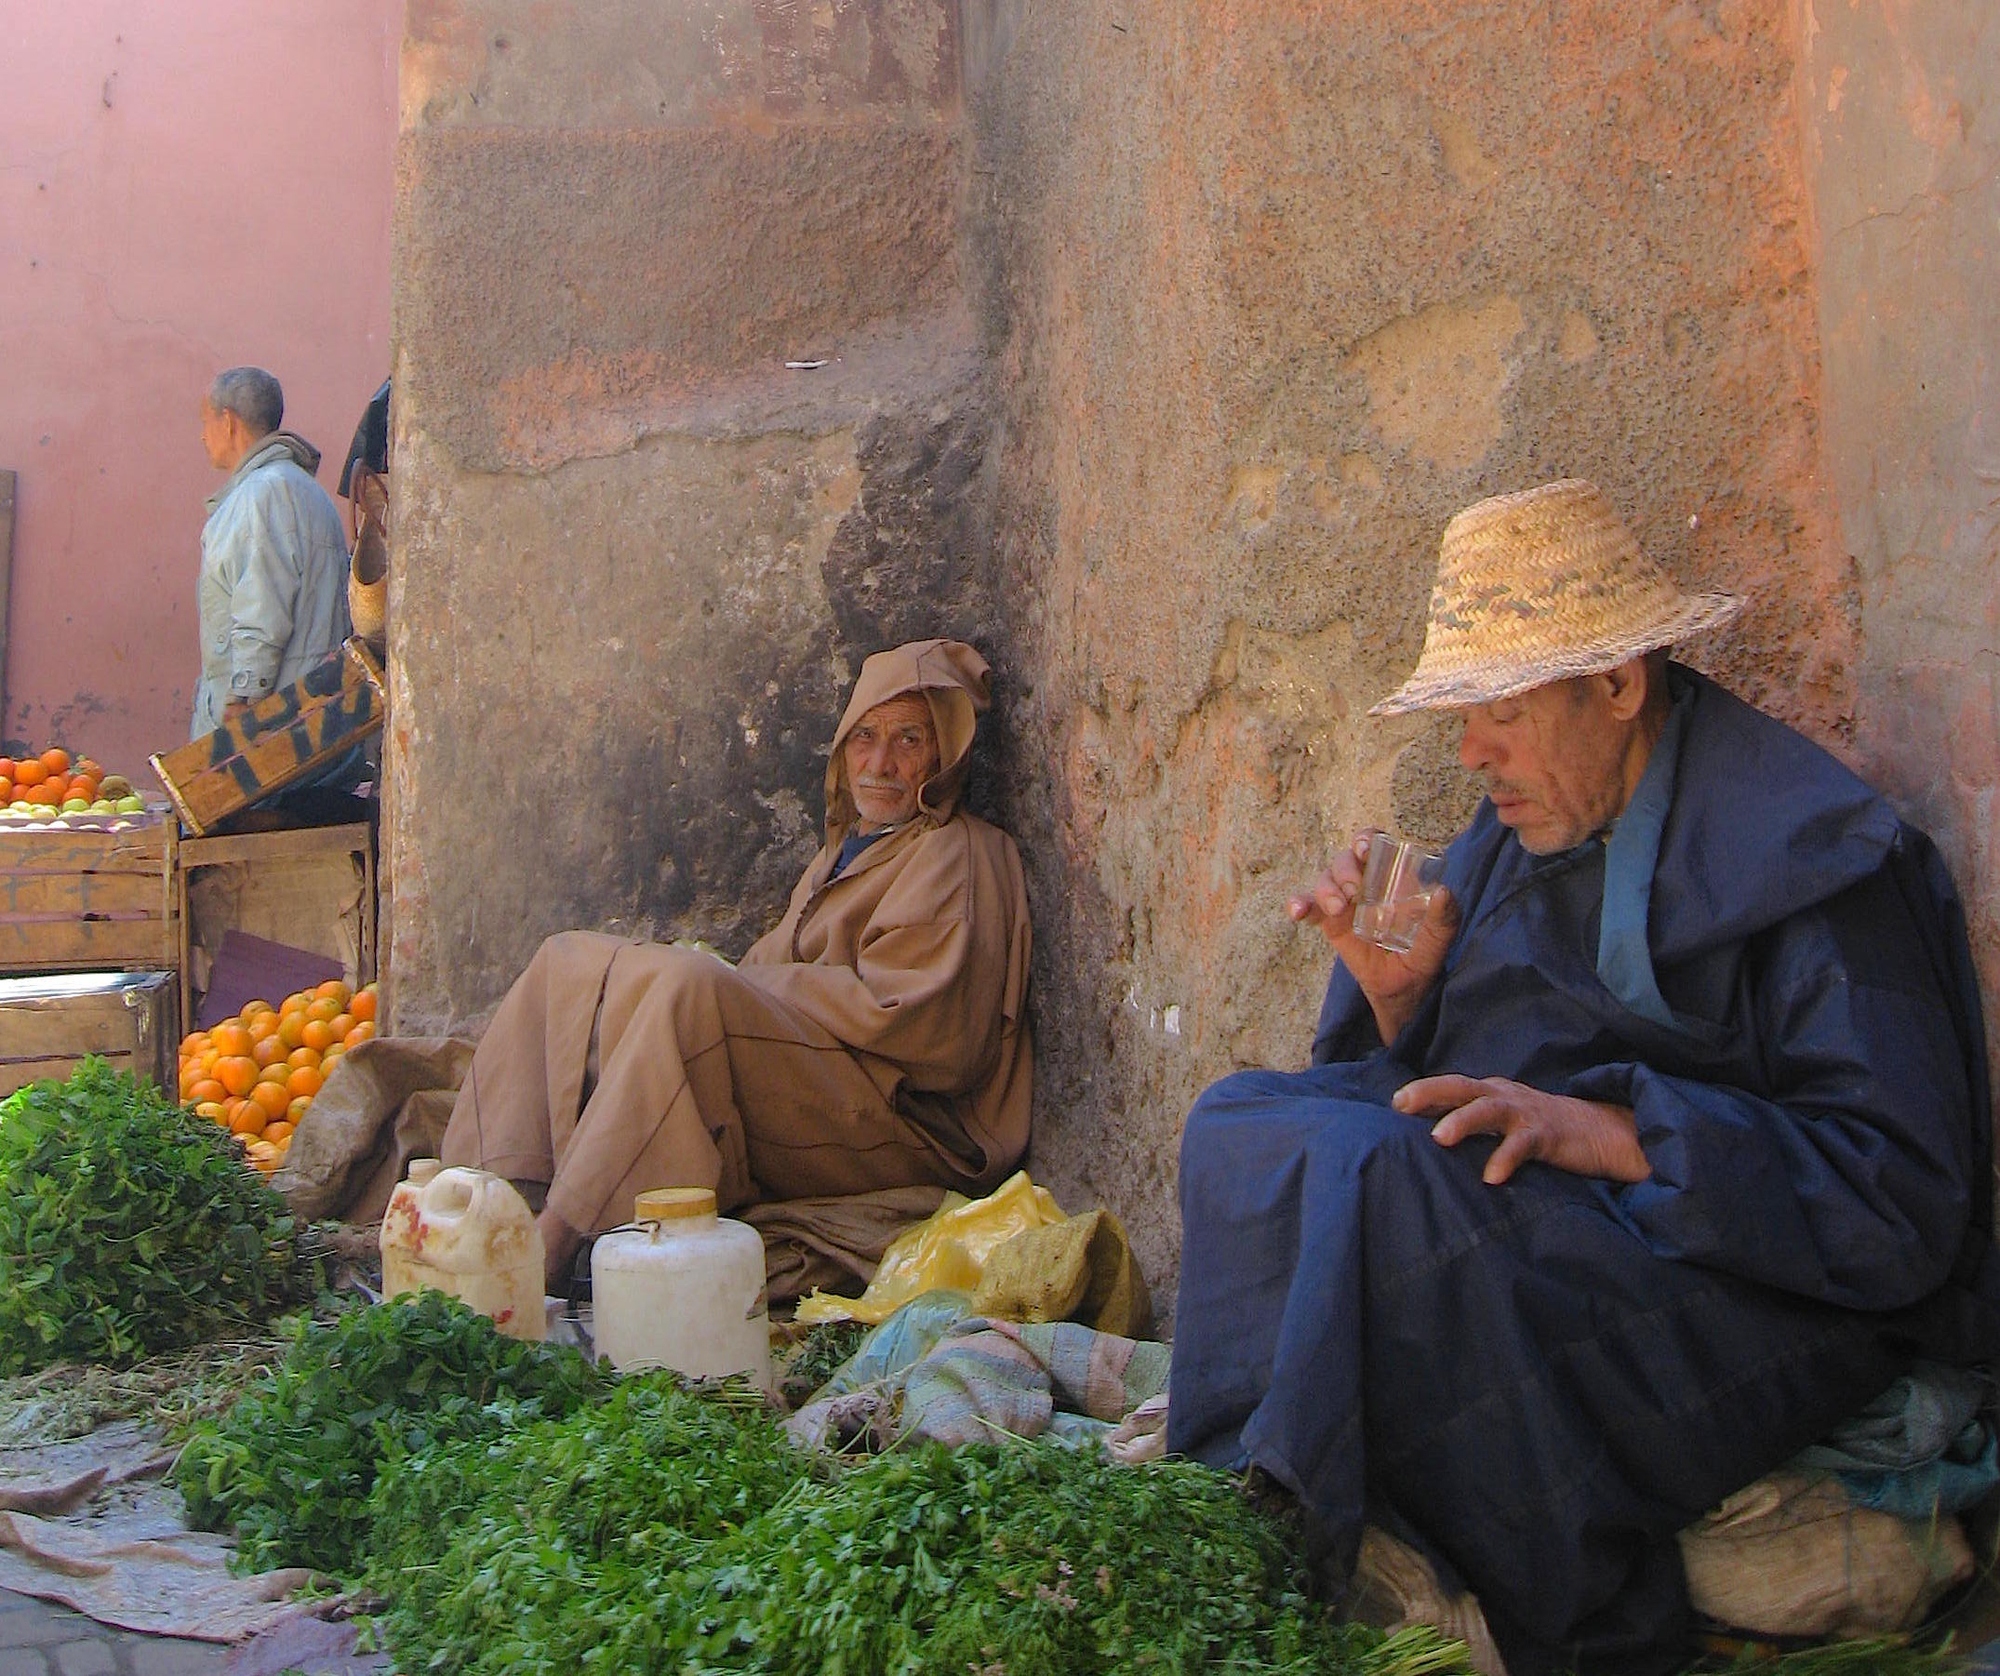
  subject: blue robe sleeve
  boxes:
[1570,862,1977,1313]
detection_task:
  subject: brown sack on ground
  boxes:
[272,1036,473,1222]
[970,1208,1154,1338]
[1678,1470,1974,1638]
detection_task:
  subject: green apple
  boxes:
[114,795,145,813]
[61,799,90,813]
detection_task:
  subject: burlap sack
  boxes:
[1679,1469,1974,1638]
[271,1035,473,1222]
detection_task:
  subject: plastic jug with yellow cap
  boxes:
[590,1188,770,1386]
[379,1160,546,1341]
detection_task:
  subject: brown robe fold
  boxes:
[440,638,1033,1236]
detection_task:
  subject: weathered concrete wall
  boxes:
[387,0,1003,1027]
[1801,2,2000,1090]
[391,0,2000,1317]
[962,0,1857,1304]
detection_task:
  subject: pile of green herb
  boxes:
[175,1291,612,1575]
[363,1387,1470,1676]
[774,1317,869,1407]
[0,1059,320,1375]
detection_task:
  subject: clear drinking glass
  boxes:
[1352,834,1446,954]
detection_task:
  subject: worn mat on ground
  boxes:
[0,1426,322,1642]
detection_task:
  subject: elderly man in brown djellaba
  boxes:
[442,639,1033,1291]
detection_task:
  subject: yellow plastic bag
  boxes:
[793,1171,1065,1325]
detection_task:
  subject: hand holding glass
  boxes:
[1352,835,1446,954]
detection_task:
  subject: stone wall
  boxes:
[389,0,2000,1315]
[962,0,1859,1303]
[1801,1,2000,1089]
[387,0,1004,1023]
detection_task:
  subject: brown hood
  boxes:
[825,639,991,841]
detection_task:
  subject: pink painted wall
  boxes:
[0,1,398,775]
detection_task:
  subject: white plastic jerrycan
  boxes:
[379,1160,546,1341]
[591,1188,771,1385]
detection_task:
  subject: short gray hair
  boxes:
[207,367,283,437]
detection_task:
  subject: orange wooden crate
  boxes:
[148,638,384,836]
[0,819,177,975]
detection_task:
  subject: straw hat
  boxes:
[1369,479,1743,716]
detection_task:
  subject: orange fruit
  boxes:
[25,785,56,806]
[263,1120,294,1146]
[279,991,308,1016]
[251,1036,288,1070]
[188,1078,227,1106]
[181,1030,211,1056]
[229,1103,267,1136]
[0,757,13,780]
[0,779,12,803]
[74,758,101,781]
[286,1094,312,1121]
[343,1020,377,1049]
[194,1100,226,1124]
[38,748,68,776]
[300,1019,336,1052]
[303,996,341,1025]
[215,1056,259,1097]
[285,1064,324,1100]
[327,1013,354,1041]
[256,1060,291,1086]
[314,979,352,1005]
[247,1139,278,1166]
[12,760,44,788]
[250,1080,292,1121]
[210,1023,253,1058]
[349,987,378,1024]
[276,1011,307,1049]
[43,774,68,802]
[284,1045,320,1070]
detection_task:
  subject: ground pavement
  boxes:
[0,1591,386,1676]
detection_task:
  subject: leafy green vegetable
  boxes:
[175,1290,611,1574]
[0,1059,318,1374]
[364,1388,1470,1675]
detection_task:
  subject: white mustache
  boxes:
[855,778,906,793]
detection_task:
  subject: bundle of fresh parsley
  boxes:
[0,1059,318,1375]
[175,1290,613,1575]
[364,1389,1470,1676]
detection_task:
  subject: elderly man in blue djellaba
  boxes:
[1168,479,2000,1676]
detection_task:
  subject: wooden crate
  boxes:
[0,970,179,1097]
[177,821,376,1027]
[0,819,177,975]
[148,638,384,836]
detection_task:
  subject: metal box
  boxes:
[0,970,179,1098]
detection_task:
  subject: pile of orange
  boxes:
[177,980,379,1175]
[0,748,104,808]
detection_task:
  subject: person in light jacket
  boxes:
[193,366,352,737]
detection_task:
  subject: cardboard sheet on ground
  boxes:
[0,1423,322,1642]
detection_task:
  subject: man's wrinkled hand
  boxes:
[1288,830,1458,1046]
[1393,1074,1652,1186]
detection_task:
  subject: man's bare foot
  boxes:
[538,1206,583,1295]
